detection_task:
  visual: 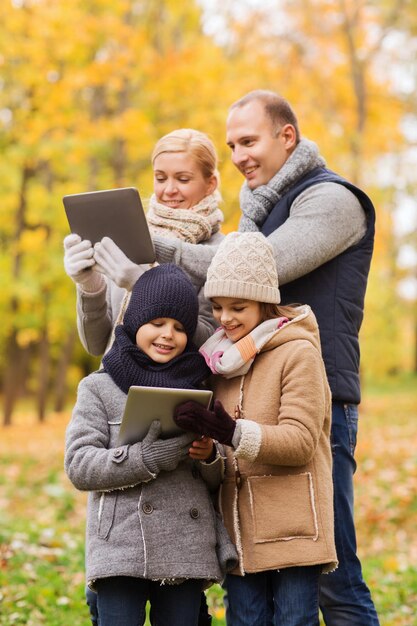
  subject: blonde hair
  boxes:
[259,302,301,322]
[152,128,220,184]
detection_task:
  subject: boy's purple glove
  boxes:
[174,399,236,446]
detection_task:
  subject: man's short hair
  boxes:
[229,90,300,143]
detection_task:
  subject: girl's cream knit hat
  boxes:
[204,232,280,304]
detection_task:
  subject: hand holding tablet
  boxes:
[93,236,146,291]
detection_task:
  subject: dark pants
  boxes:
[94,576,202,626]
[86,587,99,626]
[224,566,321,626]
[319,402,380,625]
[86,585,212,626]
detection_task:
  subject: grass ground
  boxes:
[0,376,416,625]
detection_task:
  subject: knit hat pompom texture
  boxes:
[123,264,199,340]
[204,232,280,304]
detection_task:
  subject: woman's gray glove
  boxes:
[141,420,195,475]
[63,234,105,292]
[93,237,147,290]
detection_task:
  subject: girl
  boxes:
[63,128,224,355]
[65,264,237,626]
[174,232,337,626]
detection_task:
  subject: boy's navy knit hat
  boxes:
[123,264,198,341]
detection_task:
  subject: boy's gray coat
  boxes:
[65,371,229,586]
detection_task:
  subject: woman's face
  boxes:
[153,152,217,210]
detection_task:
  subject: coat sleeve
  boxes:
[153,235,218,291]
[76,280,115,356]
[235,342,331,467]
[197,449,224,492]
[64,377,155,491]
[266,182,366,285]
[154,183,365,290]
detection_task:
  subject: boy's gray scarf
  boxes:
[238,138,326,232]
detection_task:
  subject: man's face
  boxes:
[226,99,294,189]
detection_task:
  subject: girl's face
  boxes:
[136,317,188,363]
[153,151,217,210]
[211,297,263,343]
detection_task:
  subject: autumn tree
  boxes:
[0,0,227,423]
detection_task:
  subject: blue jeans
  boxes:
[319,402,380,625]
[224,566,321,626]
[86,587,99,625]
[94,576,202,626]
[86,586,212,625]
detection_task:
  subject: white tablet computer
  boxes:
[118,386,213,445]
[63,187,155,265]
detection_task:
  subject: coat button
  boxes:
[142,503,154,514]
[190,507,200,519]
[113,447,124,458]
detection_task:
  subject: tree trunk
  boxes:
[3,332,22,426]
[53,328,77,412]
[2,164,35,425]
[37,325,50,422]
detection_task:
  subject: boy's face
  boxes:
[211,297,262,343]
[136,317,188,363]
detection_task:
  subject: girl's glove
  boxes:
[63,234,105,292]
[93,237,146,291]
[174,400,236,446]
[141,420,194,474]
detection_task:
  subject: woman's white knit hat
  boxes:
[204,232,280,303]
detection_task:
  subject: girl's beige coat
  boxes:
[214,308,338,575]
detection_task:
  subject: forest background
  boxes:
[0,0,417,624]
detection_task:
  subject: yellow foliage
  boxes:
[18,228,49,254]
[17,328,39,347]
[214,606,226,620]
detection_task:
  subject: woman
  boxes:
[63,128,224,355]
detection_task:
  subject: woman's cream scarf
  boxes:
[147,190,224,244]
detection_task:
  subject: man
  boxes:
[153,90,379,625]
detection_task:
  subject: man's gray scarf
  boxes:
[239,138,326,232]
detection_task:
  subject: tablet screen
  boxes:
[118,386,213,445]
[63,187,155,265]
